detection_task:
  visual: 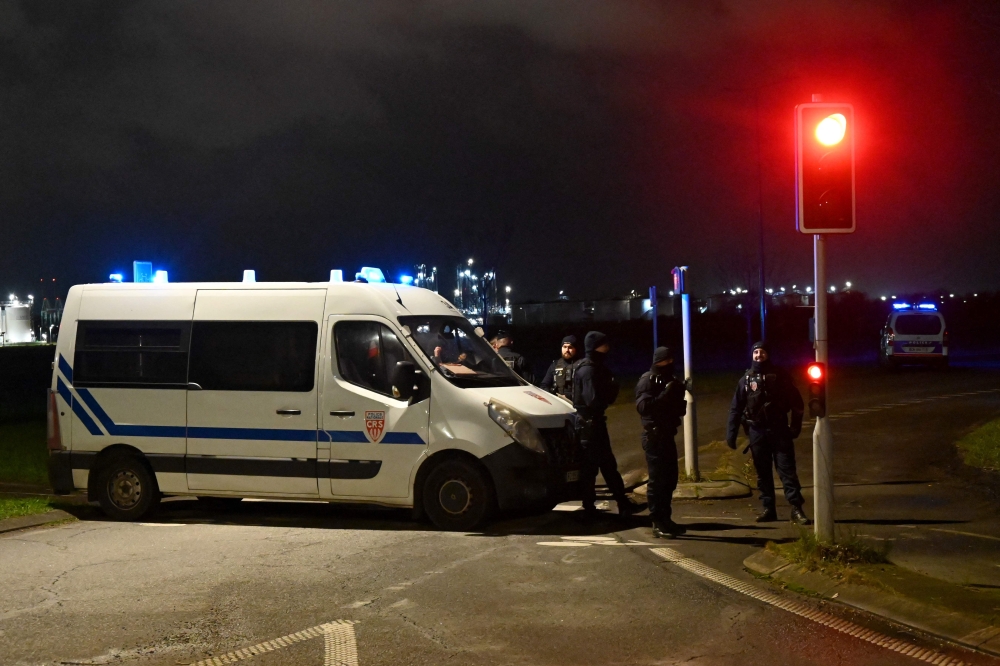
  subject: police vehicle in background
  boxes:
[879,302,948,369]
[46,275,580,530]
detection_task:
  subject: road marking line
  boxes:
[926,528,1000,542]
[185,620,358,666]
[650,548,965,666]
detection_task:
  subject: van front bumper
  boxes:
[47,450,75,495]
[481,440,580,512]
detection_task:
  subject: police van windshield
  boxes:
[399,316,522,388]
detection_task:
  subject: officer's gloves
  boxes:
[790,425,802,439]
[726,438,737,450]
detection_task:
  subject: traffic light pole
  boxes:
[813,234,834,541]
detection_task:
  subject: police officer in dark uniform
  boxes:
[540,335,579,401]
[494,330,534,383]
[726,341,810,525]
[635,346,688,538]
[573,331,641,518]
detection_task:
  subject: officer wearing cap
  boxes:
[636,346,688,538]
[726,341,810,525]
[494,330,534,383]
[540,335,579,402]
[573,331,641,518]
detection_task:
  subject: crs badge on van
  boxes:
[46,278,582,531]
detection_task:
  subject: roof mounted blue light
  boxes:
[109,273,124,283]
[399,274,414,285]
[356,267,386,283]
[917,303,937,311]
[892,302,911,310]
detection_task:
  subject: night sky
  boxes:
[3,1,1000,302]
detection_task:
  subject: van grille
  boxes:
[539,423,580,470]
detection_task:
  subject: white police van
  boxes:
[47,280,580,530]
[879,302,948,369]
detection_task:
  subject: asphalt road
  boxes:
[2,365,999,666]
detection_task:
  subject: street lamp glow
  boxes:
[830,285,836,292]
[467,258,474,266]
[505,286,511,293]
[845,281,852,288]
[880,296,887,301]
[815,113,847,146]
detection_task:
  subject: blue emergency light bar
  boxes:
[399,275,414,285]
[892,302,938,311]
[917,303,937,310]
[109,273,124,283]
[153,270,169,284]
[356,267,386,283]
[892,302,911,310]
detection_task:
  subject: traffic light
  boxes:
[806,362,827,418]
[795,103,855,234]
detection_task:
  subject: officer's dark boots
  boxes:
[790,505,811,526]
[615,496,644,518]
[755,507,778,523]
[652,520,686,539]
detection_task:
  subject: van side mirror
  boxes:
[391,361,417,401]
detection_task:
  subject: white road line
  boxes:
[650,548,965,666]
[926,527,1000,542]
[185,620,358,666]
[832,388,999,422]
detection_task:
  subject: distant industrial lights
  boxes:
[669,290,675,297]
[845,281,852,288]
[949,293,955,298]
[806,286,813,293]
[880,296,887,301]
[829,286,837,292]
[27,295,33,301]
[109,274,124,283]
[467,258,474,266]
[454,289,461,296]
[243,270,256,283]
[505,285,512,293]
[780,287,786,292]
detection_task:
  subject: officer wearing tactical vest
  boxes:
[494,330,534,384]
[635,346,688,538]
[573,331,641,518]
[540,335,579,402]
[726,341,810,525]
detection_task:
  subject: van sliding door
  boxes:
[186,289,325,496]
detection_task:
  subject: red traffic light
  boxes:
[806,361,827,418]
[815,113,847,146]
[795,102,855,234]
[807,363,824,380]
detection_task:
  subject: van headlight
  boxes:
[487,400,547,454]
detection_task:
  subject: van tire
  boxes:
[96,454,160,521]
[423,459,495,531]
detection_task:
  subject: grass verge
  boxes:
[0,496,57,521]
[767,529,891,588]
[957,418,1000,471]
[0,419,48,484]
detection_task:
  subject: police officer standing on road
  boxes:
[636,347,688,538]
[540,335,579,402]
[574,331,642,518]
[494,330,534,384]
[726,341,810,525]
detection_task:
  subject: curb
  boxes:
[0,509,76,535]
[744,550,1000,658]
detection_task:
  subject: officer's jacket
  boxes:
[726,364,804,442]
[635,368,686,435]
[497,346,533,384]
[572,355,619,420]
[541,357,576,400]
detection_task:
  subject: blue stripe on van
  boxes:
[75,388,186,438]
[382,432,426,445]
[59,378,103,436]
[58,354,73,384]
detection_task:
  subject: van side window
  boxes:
[189,321,318,392]
[74,321,190,388]
[335,321,413,397]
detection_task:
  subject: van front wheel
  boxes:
[423,459,495,531]
[97,455,160,521]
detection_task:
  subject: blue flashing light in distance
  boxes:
[892,302,911,310]
[133,261,153,283]
[330,269,344,283]
[153,270,169,284]
[399,274,414,285]
[917,303,937,311]
[109,273,124,283]
[356,267,386,283]
[243,270,256,283]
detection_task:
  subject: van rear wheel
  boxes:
[96,454,159,521]
[423,459,495,531]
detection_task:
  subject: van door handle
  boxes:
[329,410,355,417]
[276,409,302,415]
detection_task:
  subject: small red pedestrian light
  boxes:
[806,362,827,417]
[815,113,847,146]
[807,363,823,380]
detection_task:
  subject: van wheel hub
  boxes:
[108,470,142,509]
[439,479,472,515]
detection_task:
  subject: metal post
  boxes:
[813,234,834,541]
[650,286,658,350]
[681,292,698,480]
